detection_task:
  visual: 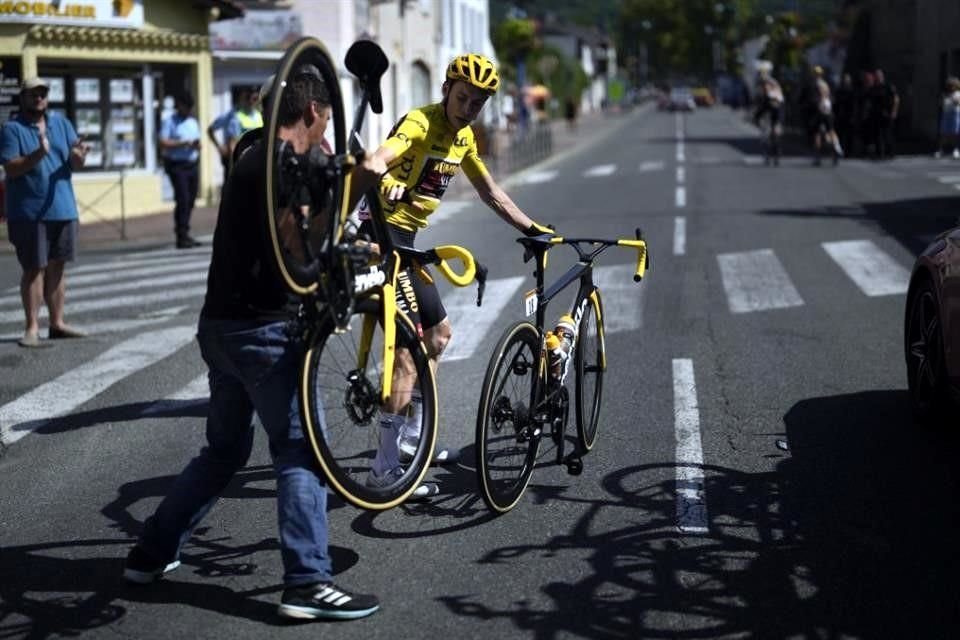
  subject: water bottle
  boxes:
[547,314,577,380]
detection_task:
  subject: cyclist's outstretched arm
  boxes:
[468,171,552,235]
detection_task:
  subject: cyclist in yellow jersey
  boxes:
[360,53,555,493]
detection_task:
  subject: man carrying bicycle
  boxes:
[358,53,554,491]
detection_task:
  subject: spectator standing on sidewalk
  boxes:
[0,77,88,348]
[936,77,960,159]
[834,73,856,158]
[207,86,262,184]
[872,69,899,159]
[160,91,201,249]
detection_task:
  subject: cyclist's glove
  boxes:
[524,221,555,237]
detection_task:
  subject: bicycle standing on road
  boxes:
[475,230,649,513]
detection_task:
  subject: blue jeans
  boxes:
[138,317,332,586]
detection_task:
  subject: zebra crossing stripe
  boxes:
[3,258,210,294]
[638,160,665,172]
[717,249,804,313]
[443,276,525,362]
[0,271,207,308]
[521,170,558,184]
[821,240,909,296]
[0,286,208,324]
[69,250,210,275]
[0,326,197,445]
[167,373,209,400]
[592,264,645,334]
[0,306,187,341]
[583,164,617,177]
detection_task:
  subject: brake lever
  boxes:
[475,263,488,307]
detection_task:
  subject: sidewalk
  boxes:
[0,105,642,253]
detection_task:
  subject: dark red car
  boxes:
[904,223,960,421]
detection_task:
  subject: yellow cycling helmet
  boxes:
[446,53,499,94]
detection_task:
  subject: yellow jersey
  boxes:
[377,103,489,231]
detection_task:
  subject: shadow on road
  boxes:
[0,465,358,636]
[437,389,960,638]
[759,195,960,258]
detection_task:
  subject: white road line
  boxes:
[822,240,910,296]
[673,358,708,534]
[443,276,525,361]
[0,286,207,324]
[743,155,764,166]
[676,142,685,163]
[676,166,686,184]
[592,264,646,334]
[717,249,804,313]
[0,306,188,340]
[69,252,210,276]
[167,373,209,400]
[4,259,210,294]
[638,160,665,172]
[954,184,960,191]
[936,175,960,183]
[674,217,686,256]
[583,164,617,177]
[521,170,558,184]
[0,271,206,308]
[0,326,197,445]
[675,186,686,208]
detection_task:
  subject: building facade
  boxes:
[0,0,240,225]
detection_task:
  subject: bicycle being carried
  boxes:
[475,230,648,513]
[261,37,485,510]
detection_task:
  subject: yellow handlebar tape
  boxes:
[617,239,648,281]
[434,245,477,287]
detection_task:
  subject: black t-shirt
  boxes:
[201,140,298,320]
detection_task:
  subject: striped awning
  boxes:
[27,24,210,51]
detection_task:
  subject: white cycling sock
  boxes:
[401,390,423,441]
[371,413,404,476]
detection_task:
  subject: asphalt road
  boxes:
[2,104,959,639]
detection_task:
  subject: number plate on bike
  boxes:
[523,289,538,316]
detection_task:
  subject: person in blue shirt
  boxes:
[207,85,262,184]
[0,77,88,348]
[159,91,201,249]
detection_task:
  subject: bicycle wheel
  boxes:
[263,37,347,296]
[300,296,438,510]
[476,321,542,513]
[576,291,605,451]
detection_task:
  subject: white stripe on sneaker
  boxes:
[717,249,804,313]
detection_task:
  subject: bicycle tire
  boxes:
[475,321,542,514]
[575,291,605,451]
[263,37,347,296]
[300,296,438,510]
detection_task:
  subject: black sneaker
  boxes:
[278,582,380,620]
[123,545,181,584]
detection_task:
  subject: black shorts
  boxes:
[7,219,78,270]
[359,220,446,335]
[812,111,835,132]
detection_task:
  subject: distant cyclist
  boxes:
[810,66,842,166]
[357,53,556,493]
[753,64,784,165]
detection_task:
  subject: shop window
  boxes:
[39,67,144,172]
